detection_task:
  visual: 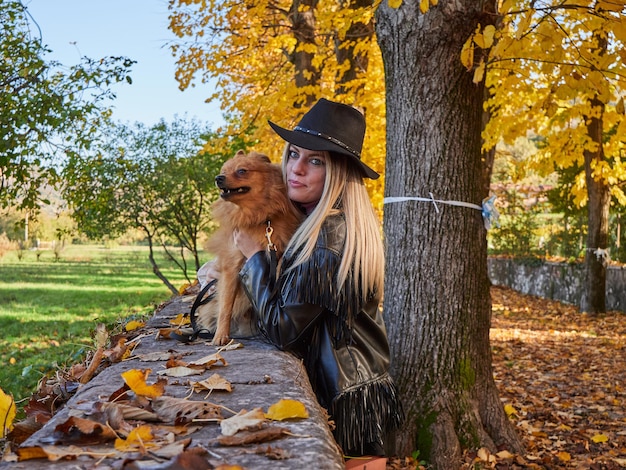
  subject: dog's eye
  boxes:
[236,168,247,176]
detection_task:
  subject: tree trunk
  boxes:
[376,2,523,467]
[289,0,320,107]
[335,0,374,96]
[580,94,609,314]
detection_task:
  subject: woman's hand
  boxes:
[233,229,265,259]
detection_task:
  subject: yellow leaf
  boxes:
[388,0,402,7]
[473,60,486,83]
[0,387,16,438]
[591,433,609,443]
[125,320,145,332]
[557,451,571,462]
[482,25,496,48]
[461,38,475,70]
[169,313,191,326]
[504,403,517,417]
[265,398,309,421]
[616,97,625,115]
[121,369,166,399]
[420,0,429,14]
[178,282,193,294]
[115,425,156,452]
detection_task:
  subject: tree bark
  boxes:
[376,2,522,467]
[335,0,375,97]
[289,0,320,107]
[581,94,609,314]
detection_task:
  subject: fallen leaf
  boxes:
[590,433,609,443]
[503,403,517,417]
[114,424,156,452]
[121,369,166,399]
[16,445,116,461]
[157,366,204,377]
[192,373,233,393]
[170,313,191,326]
[99,401,159,422]
[137,351,179,362]
[52,416,118,443]
[265,399,308,421]
[219,342,244,351]
[189,352,228,368]
[151,396,223,423]
[218,426,291,446]
[220,408,266,436]
[125,320,145,332]
[0,387,16,438]
[557,451,571,461]
[103,338,130,363]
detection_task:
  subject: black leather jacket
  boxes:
[239,213,403,455]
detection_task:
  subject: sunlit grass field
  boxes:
[0,244,187,404]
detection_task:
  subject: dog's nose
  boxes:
[215,175,225,186]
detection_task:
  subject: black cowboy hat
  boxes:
[268,98,380,179]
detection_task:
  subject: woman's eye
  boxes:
[310,158,323,166]
[288,150,299,159]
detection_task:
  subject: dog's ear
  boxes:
[234,150,246,157]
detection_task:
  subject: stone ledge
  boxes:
[2,297,344,469]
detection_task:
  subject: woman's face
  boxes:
[285,145,327,212]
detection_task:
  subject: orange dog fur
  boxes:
[196,150,302,345]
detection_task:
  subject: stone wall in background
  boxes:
[487,258,626,314]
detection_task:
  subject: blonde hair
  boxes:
[281,144,384,303]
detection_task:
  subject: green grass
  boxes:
[0,244,186,403]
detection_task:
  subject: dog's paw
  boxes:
[211,330,231,346]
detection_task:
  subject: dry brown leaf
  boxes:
[137,351,178,362]
[98,401,159,422]
[151,396,223,423]
[52,416,118,443]
[220,408,266,436]
[217,426,291,446]
[192,373,233,393]
[157,366,204,377]
[17,445,115,461]
[189,352,228,368]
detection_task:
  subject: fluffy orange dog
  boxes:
[197,150,302,345]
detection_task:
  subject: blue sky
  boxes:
[24,0,224,127]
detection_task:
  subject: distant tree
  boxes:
[63,118,237,294]
[478,0,626,313]
[0,0,134,214]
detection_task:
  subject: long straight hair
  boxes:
[281,144,385,303]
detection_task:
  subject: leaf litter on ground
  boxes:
[388,286,626,470]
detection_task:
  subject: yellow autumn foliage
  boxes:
[484,0,626,205]
[168,0,626,211]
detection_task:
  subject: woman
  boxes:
[234,98,404,458]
